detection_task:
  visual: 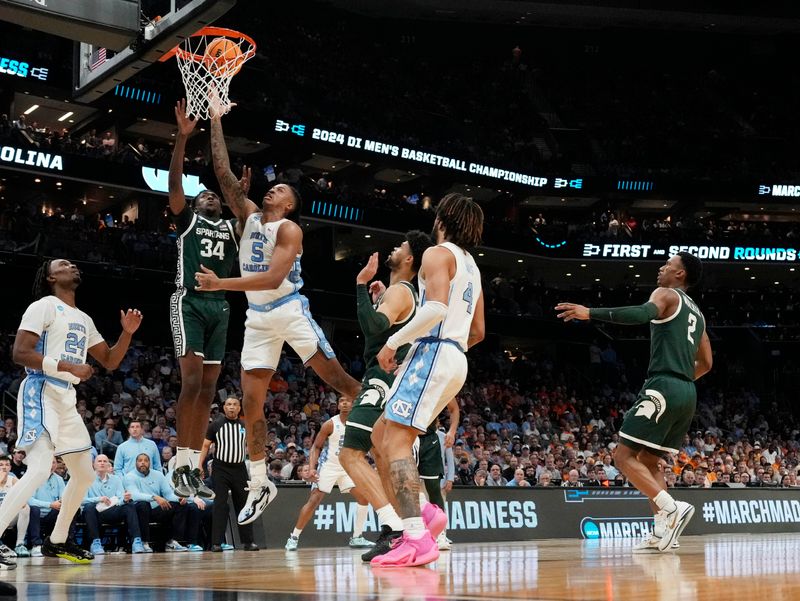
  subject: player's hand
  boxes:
[555,303,591,322]
[357,252,379,285]
[195,265,222,291]
[239,165,252,197]
[195,497,206,511]
[120,308,143,334]
[444,432,456,448]
[64,363,93,381]
[369,280,387,303]
[443,480,453,493]
[306,469,318,483]
[208,85,236,119]
[377,345,397,373]
[175,99,197,136]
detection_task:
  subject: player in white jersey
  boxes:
[371,193,485,567]
[284,397,373,550]
[195,106,361,526]
[0,259,142,568]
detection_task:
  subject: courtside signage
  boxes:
[582,243,798,263]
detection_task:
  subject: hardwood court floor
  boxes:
[7,534,800,600]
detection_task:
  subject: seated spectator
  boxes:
[677,469,697,487]
[95,418,124,457]
[123,453,193,552]
[268,460,283,484]
[28,459,73,556]
[0,455,31,557]
[10,449,26,479]
[486,464,508,486]
[114,420,162,475]
[561,469,583,488]
[506,468,531,487]
[81,454,145,554]
[536,473,553,487]
[473,469,488,486]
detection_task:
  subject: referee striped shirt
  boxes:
[206,416,247,464]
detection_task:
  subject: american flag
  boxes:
[89,47,107,71]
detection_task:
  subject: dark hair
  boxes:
[0,455,10,463]
[435,193,483,249]
[677,251,703,287]
[191,189,220,207]
[129,420,143,429]
[32,259,52,300]
[405,230,435,273]
[286,185,303,223]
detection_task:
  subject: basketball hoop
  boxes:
[164,26,256,120]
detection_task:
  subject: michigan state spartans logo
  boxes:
[633,389,667,423]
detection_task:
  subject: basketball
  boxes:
[204,37,244,76]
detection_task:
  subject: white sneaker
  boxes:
[285,536,299,551]
[238,478,278,525]
[436,532,451,551]
[632,535,661,554]
[165,539,187,552]
[31,545,43,557]
[657,501,694,552]
[0,544,16,560]
[348,536,374,549]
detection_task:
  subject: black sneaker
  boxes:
[361,525,402,563]
[189,468,215,499]
[42,537,93,564]
[171,465,196,498]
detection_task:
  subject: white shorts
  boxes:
[313,461,354,494]
[241,294,335,371]
[17,376,92,456]
[384,340,467,432]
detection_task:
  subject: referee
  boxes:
[199,397,258,551]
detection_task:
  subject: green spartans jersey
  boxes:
[362,280,417,385]
[173,206,238,300]
[647,288,705,381]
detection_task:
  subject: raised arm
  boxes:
[87,309,143,370]
[194,221,303,292]
[209,113,258,222]
[555,287,678,324]
[694,331,713,380]
[168,99,196,216]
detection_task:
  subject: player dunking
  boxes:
[338,232,434,562]
[556,252,712,552]
[371,193,485,567]
[195,105,361,525]
[0,259,142,568]
[285,397,373,550]
[168,99,245,499]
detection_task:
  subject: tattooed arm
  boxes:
[209,113,259,223]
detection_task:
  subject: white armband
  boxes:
[42,356,59,376]
[386,301,448,350]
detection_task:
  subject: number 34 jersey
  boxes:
[238,214,303,306]
[18,296,104,384]
[173,205,238,300]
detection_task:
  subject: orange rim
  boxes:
[158,26,256,64]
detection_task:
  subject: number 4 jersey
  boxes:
[647,287,706,381]
[18,296,104,385]
[173,206,238,300]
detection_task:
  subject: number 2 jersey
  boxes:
[647,287,706,381]
[173,205,238,300]
[18,296,104,386]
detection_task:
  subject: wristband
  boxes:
[42,356,59,376]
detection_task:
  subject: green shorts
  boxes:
[417,432,443,480]
[619,374,696,454]
[169,289,230,363]
[343,379,389,453]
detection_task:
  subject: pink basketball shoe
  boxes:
[370,532,439,567]
[421,503,448,539]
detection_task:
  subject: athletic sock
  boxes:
[291,528,302,539]
[189,449,202,470]
[250,459,267,481]
[654,490,677,513]
[402,517,426,539]
[176,447,190,469]
[376,504,404,532]
[353,504,369,538]
[419,492,430,512]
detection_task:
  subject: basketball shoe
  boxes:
[370,531,439,567]
[42,537,94,564]
[361,525,402,562]
[238,477,278,525]
[421,504,447,539]
[657,501,694,551]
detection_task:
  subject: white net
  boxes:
[175,28,256,120]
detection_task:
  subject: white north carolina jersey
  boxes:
[238,214,303,305]
[318,414,345,469]
[18,296,104,385]
[419,241,482,351]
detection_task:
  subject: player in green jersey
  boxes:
[339,231,433,561]
[168,99,246,498]
[556,252,712,553]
